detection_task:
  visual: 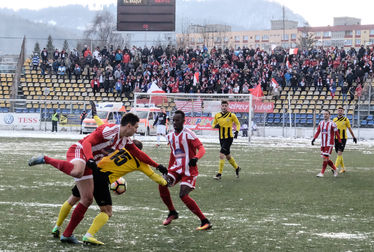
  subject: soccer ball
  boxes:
[110,177,127,195]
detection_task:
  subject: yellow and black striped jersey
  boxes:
[333,116,351,140]
[97,148,166,186]
[212,112,240,139]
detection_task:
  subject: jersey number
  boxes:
[110,149,132,166]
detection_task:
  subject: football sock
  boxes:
[180,195,206,220]
[321,161,328,174]
[218,159,225,174]
[228,157,239,169]
[327,160,336,170]
[44,156,74,176]
[93,115,104,126]
[334,155,341,168]
[159,185,175,212]
[340,156,345,168]
[56,201,73,227]
[86,212,109,237]
[63,202,88,237]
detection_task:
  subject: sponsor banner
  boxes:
[59,114,81,127]
[185,117,215,130]
[204,100,274,113]
[0,113,40,130]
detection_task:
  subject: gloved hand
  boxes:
[188,157,198,167]
[234,131,239,139]
[311,139,315,145]
[87,159,98,171]
[157,164,168,175]
[214,124,220,129]
[353,137,357,144]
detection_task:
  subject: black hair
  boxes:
[121,113,139,126]
[133,139,143,150]
[174,110,185,119]
[221,100,228,105]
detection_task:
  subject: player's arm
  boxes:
[153,115,158,126]
[346,120,357,143]
[125,142,159,168]
[232,113,240,138]
[311,125,320,145]
[335,130,342,143]
[82,125,105,160]
[139,163,167,186]
[212,115,219,129]
[188,139,205,167]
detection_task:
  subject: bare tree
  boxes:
[84,10,124,49]
[297,25,317,50]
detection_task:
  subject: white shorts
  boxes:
[157,125,166,135]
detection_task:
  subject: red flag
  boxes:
[271,78,279,89]
[249,84,263,97]
[289,48,298,55]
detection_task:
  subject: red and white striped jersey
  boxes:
[79,124,131,161]
[314,120,339,147]
[167,127,203,176]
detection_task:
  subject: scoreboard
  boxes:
[117,0,176,31]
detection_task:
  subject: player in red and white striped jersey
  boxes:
[312,110,341,178]
[159,110,212,230]
[29,112,165,243]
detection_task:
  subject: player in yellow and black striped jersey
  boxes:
[333,107,357,173]
[212,100,241,180]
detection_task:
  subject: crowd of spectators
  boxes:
[31,44,374,101]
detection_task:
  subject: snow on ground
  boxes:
[1,130,374,149]
[314,232,368,240]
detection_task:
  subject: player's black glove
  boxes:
[234,131,239,139]
[311,139,315,145]
[87,159,98,171]
[353,137,357,144]
[214,124,220,129]
[188,157,198,167]
[89,100,97,117]
[157,164,168,175]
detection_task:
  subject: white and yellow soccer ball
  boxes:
[110,177,127,195]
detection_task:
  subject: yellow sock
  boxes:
[87,212,109,237]
[56,201,73,227]
[335,156,341,168]
[94,115,104,126]
[228,157,239,169]
[341,155,345,169]
[218,159,225,174]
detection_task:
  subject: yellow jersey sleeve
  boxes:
[138,163,167,186]
[232,113,241,131]
[212,114,219,129]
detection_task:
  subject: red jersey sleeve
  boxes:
[191,138,205,159]
[126,142,159,168]
[82,124,106,160]
[313,123,321,140]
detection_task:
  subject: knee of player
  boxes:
[101,207,112,217]
[81,196,93,206]
[70,170,84,178]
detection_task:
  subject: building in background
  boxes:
[176,17,374,51]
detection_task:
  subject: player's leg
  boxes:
[83,171,112,245]
[339,139,347,173]
[61,177,94,243]
[159,174,178,225]
[226,153,241,178]
[179,180,212,230]
[52,192,80,238]
[156,133,161,147]
[214,140,225,179]
[325,146,338,176]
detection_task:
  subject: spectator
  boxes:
[32,53,39,71]
[115,79,123,97]
[74,64,81,81]
[57,64,66,79]
[41,48,48,63]
[90,77,100,96]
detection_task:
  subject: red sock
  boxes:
[327,160,336,170]
[63,202,88,237]
[180,195,206,221]
[321,161,328,174]
[159,185,175,212]
[44,156,74,176]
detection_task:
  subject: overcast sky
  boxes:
[3,0,374,27]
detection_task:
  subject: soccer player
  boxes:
[52,139,168,245]
[212,100,241,180]
[158,110,212,230]
[312,110,342,177]
[153,108,168,147]
[333,106,357,173]
[28,112,165,243]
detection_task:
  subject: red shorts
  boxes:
[321,146,333,157]
[66,143,92,176]
[167,170,197,189]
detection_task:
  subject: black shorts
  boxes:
[219,138,233,155]
[72,170,112,206]
[335,139,347,153]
